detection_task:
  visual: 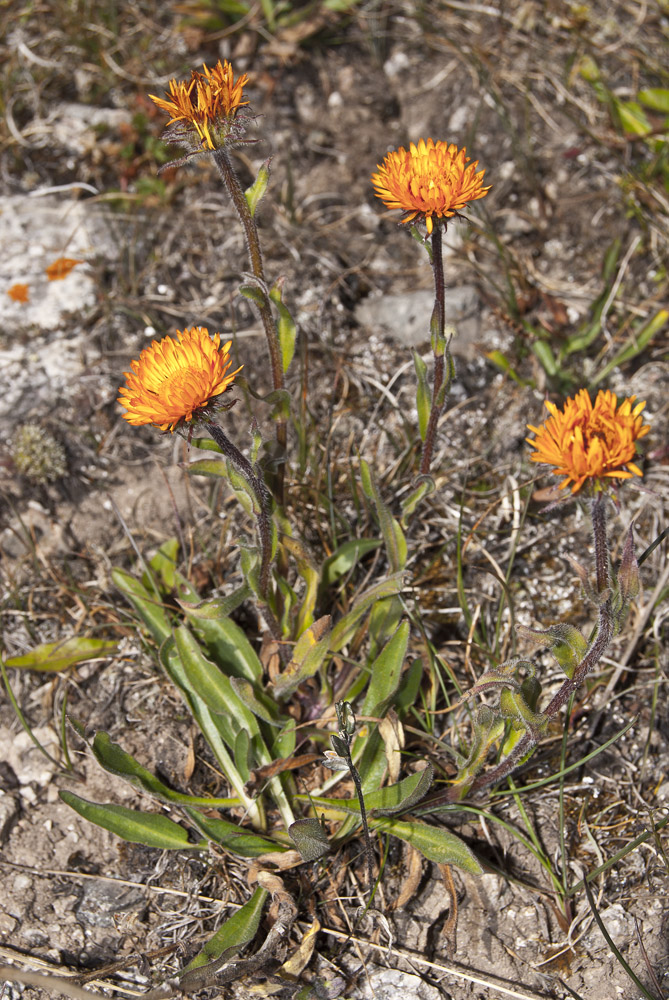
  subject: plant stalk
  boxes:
[419,223,447,476]
[205,421,273,601]
[343,738,376,894]
[213,148,287,504]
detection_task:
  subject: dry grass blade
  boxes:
[0,965,111,1000]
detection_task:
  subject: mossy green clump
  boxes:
[13,425,67,484]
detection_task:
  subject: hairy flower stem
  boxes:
[342,738,376,894]
[434,494,615,802]
[420,223,447,477]
[213,148,286,504]
[205,421,274,608]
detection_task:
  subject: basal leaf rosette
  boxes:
[526,389,650,494]
[150,59,250,153]
[118,326,242,432]
[371,138,490,234]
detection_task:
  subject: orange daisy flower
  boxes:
[526,389,650,494]
[371,138,490,234]
[150,59,249,152]
[118,326,242,432]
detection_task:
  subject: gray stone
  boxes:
[0,194,118,422]
[75,880,146,929]
[361,968,442,1000]
[4,727,60,788]
[355,285,481,357]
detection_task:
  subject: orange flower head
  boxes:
[526,389,650,494]
[118,326,243,432]
[150,59,249,152]
[371,138,491,234]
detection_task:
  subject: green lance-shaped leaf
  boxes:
[146,536,180,590]
[413,350,430,441]
[360,458,407,573]
[270,278,297,374]
[329,574,403,652]
[371,816,482,875]
[178,599,262,684]
[233,376,291,422]
[191,435,223,454]
[566,554,602,606]
[531,339,559,377]
[111,568,171,644]
[401,475,435,523]
[230,677,283,726]
[561,239,622,360]
[273,616,332,698]
[319,538,381,592]
[240,544,262,599]
[368,763,434,816]
[368,593,404,658]
[239,283,267,308]
[184,808,283,858]
[281,533,319,636]
[60,791,200,851]
[362,620,410,719]
[465,658,535,700]
[173,628,272,772]
[518,622,588,680]
[612,524,640,635]
[300,767,433,821]
[178,588,250,622]
[454,705,506,794]
[430,308,446,354]
[499,686,548,741]
[159,639,264,828]
[184,886,268,974]
[174,625,241,719]
[579,54,601,82]
[4,637,117,672]
[298,794,365,819]
[244,159,270,217]
[616,99,653,136]
[272,720,296,759]
[187,457,229,480]
[226,462,258,517]
[484,349,526,385]
[91,731,234,807]
[638,87,669,113]
[433,337,455,410]
[590,309,669,388]
[234,729,253,782]
[394,658,424,714]
[289,818,331,861]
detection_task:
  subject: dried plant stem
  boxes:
[213,148,286,504]
[420,223,447,476]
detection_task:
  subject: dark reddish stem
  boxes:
[205,421,272,601]
[419,224,446,476]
